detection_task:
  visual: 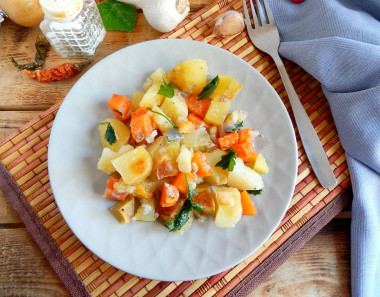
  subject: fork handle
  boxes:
[272,53,337,188]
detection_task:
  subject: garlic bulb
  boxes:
[213,10,245,37]
[117,0,190,33]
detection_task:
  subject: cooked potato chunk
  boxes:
[204,149,228,185]
[212,186,242,228]
[209,74,243,101]
[180,129,213,152]
[151,106,173,134]
[139,82,165,108]
[167,59,207,95]
[147,136,180,180]
[111,146,153,184]
[131,90,144,111]
[204,101,231,126]
[193,184,215,216]
[134,198,156,222]
[99,118,131,152]
[110,197,135,223]
[176,145,193,173]
[246,153,269,174]
[159,93,188,126]
[97,145,134,174]
[227,158,264,190]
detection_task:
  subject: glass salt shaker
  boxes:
[39,0,106,58]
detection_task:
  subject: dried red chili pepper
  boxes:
[21,61,90,82]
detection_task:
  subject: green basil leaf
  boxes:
[198,76,219,99]
[98,0,137,32]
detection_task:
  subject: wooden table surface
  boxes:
[0,1,351,296]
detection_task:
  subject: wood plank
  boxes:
[0,228,70,296]
[249,219,351,296]
[0,219,350,296]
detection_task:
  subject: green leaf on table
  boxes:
[97,0,137,32]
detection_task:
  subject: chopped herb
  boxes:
[215,149,237,171]
[113,109,122,116]
[11,36,49,70]
[228,121,244,132]
[100,122,117,145]
[166,174,202,232]
[97,0,137,32]
[158,78,175,98]
[247,189,262,196]
[149,109,178,129]
[198,76,219,99]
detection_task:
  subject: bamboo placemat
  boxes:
[0,0,351,296]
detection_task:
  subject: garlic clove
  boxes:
[213,10,245,37]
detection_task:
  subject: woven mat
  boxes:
[0,0,352,296]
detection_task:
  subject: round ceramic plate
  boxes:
[48,39,297,281]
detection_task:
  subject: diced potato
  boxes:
[204,149,228,185]
[134,182,153,200]
[224,110,248,126]
[147,136,180,180]
[150,68,166,83]
[167,59,207,95]
[113,181,136,195]
[193,184,215,216]
[151,106,173,134]
[212,186,242,228]
[111,146,153,184]
[110,197,135,223]
[180,129,213,152]
[159,93,188,126]
[97,145,134,174]
[246,153,269,174]
[131,90,144,111]
[139,82,165,108]
[99,118,131,152]
[204,101,231,126]
[134,198,156,222]
[227,158,264,190]
[176,145,193,173]
[143,77,153,92]
[209,74,243,101]
[175,211,194,235]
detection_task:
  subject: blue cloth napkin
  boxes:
[267,0,380,296]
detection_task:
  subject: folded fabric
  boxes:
[267,0,380,296]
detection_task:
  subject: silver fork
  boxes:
[243,0,337,188]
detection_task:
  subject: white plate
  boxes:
[48,39,297,281]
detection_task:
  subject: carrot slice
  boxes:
[130,107,156,143]
[240,190,256,215]
[108,94,132,121]
[230,142,258,162]
[238,128,254,144]
[192,152,213,177]
[104,176,127,201]
[217,132,239,149]
[160,183,180,207]
[172,172,195,195]
[185,94,211,118]
[187,113,209,129]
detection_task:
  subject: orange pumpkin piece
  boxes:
[104,176,127,201]
[187,113,209,129]
[108,94,132,121]
[238,128,255,144]
[192,152,213,177]
[217,132,239,149]
[240,190,256,215]
[172,172,195,195]
[160,183,180,207]
[130,107,156,143]
[185,94,211,118]
[230,142,258,162]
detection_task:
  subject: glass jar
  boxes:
[39,0,106,58]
